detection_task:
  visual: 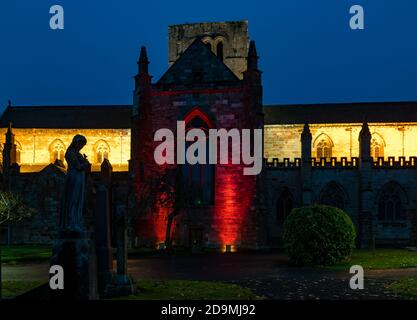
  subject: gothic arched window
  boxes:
[276,189,294,222]
[94,140,110,165]
[314,134,333,159]
[318,181,347,210]
[49,139,65,163]
[183,109,214,206]
[371,133,385,160]
[216,41,224,61]
[378,182,407,221]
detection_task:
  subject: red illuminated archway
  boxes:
[183,107,214,129]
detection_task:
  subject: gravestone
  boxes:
[95,184,113,295]
[104,204,136,297]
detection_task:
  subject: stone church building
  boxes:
[1,20,416,249]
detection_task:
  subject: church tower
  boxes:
[132,21,263,250]
[168,20,249,79]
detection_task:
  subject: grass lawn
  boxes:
[116,280,264,300]
[0,245,52,264]
[389,278,417,300]
[329,249,417,270]
[1,281,44,298]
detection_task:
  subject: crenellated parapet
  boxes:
[264,157,360,169]
[312,157,359,168]
[264,158,301,169]
[265,156,417,169]
[372,156,417,168]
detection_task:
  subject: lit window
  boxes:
[49,139,65,163]
[94,140,110,164]
[315,135,333,159]
[371,135,384,160]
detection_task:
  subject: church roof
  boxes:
[157,39,239,85]
[263,101,417,125]
[2,101,417,129]
[0,105,132,129]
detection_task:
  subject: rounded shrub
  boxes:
[283,205,356,266]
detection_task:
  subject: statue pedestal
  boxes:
[50,229,98,300]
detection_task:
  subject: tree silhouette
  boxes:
[132,165,191,251]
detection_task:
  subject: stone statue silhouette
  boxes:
[60,134,90,231]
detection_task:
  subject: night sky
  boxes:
[1,0,417,111]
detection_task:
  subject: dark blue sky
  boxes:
[1,0,417,111]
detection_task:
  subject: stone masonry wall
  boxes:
[135,87,259,249]
[265,123,417,161]
[0,128,131,172]
[168,21,249,79]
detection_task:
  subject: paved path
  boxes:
[3,253,416,299]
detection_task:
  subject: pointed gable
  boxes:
[38,162,67,175]
[157,39,239,85]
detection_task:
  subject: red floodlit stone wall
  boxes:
[133,84,261,249]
